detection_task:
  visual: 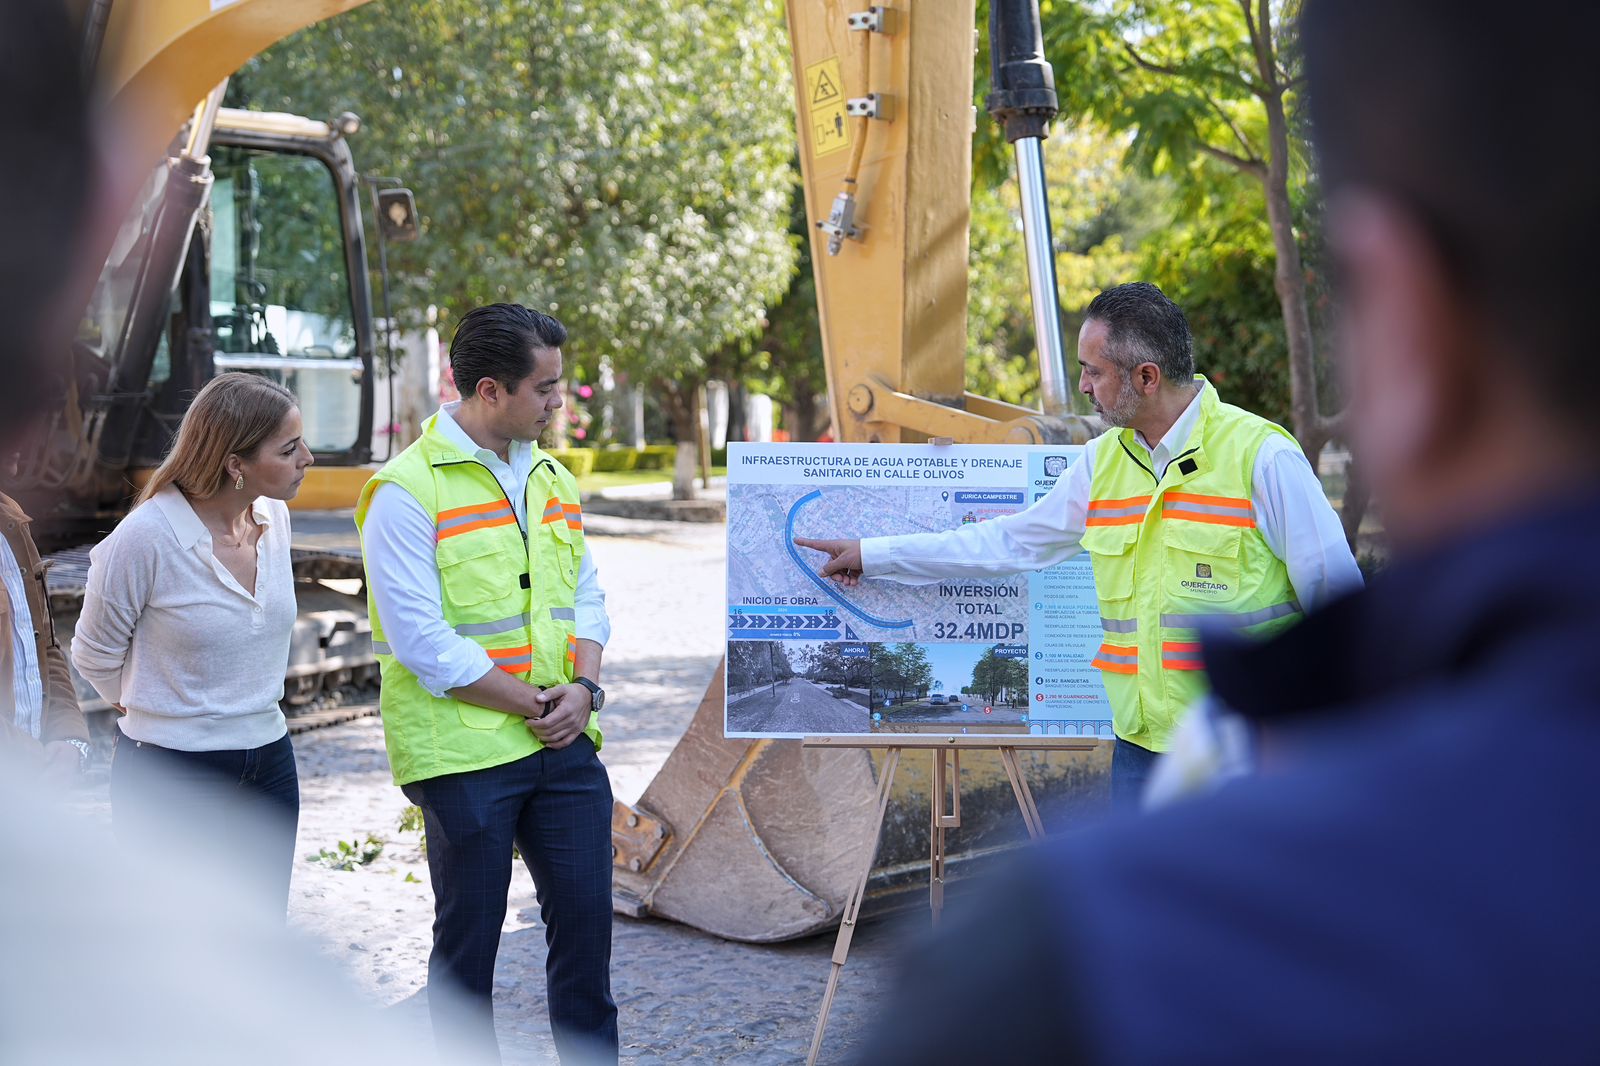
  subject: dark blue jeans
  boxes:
[1111,738,1159,812]
[402,737,617,1066]
[110,731,300,917]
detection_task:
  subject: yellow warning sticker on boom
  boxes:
[804,57,850,159]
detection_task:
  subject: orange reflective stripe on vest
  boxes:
[437,499,517,540]
[1161,492,1256,528]
[542,497,584,530]
[1091,642,1139,675]
[1160,641,1206,671]
[1086,495,1151,527]
[486,644,534,673]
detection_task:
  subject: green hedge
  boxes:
[548,444,713,477]
[634,444,677,471]
[591,448,639,473]
[545,448,596,478]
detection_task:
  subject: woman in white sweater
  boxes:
[72,373,313,916]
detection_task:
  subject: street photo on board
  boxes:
[870,641,1030,733]
[725,640,872,735]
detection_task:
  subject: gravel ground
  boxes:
[288,511,898,1065]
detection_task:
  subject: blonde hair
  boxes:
[136,373,298,506]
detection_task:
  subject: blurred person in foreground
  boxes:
[72,374,314,918]
[850,1,1600,1063]
[0,3,498,1063]
[0,0,97,790]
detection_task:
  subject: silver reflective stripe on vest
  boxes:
[492,654,533,670]
[453,612,532,637]
[548,607,576,621]
[1161,600,1302,629]
[372,639,393,655]
[1088,504,1148,519]
[1095,647,1138,664]
[436,504,514,534]
[1100,617,1138,634]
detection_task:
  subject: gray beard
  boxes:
[1098,374,1142,427]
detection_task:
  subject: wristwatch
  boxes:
[573,676,605,713]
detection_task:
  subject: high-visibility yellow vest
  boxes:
[1080,379,1301,752]
[354,415,599,786]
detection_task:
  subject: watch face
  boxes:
[591,688,605,712]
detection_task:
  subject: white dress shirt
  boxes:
[361,403,611,698]
[71,489,295,751]
[0,535,43,739]
[861,385,1363,610]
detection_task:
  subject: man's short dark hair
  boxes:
[1084,283,1194,384]
[448,303,567,398]
[1303,0,1599,425]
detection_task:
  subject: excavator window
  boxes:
[207,145,363,454]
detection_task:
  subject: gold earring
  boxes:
[235,474,245,491]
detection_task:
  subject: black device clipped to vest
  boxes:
[1178,458,1199,476]
[520,572,531,589]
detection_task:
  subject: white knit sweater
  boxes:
[71,487,296,751]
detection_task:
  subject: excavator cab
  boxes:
[26,107,387,550]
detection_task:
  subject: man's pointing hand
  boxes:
[794,537,865,587]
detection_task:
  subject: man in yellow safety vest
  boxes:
[356,304,616,1064]
[798,283,1362,808]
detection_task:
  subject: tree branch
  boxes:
[1123,40,1260,98]
[1200,142,1267,179]
[1199,88,1259,161]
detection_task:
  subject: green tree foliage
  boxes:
[871,643,933,703]
[233,0,797,488]
[968,646,1028,704]
[727,640,795,693]
[804,642,870,689]
[1017,1,1339,467]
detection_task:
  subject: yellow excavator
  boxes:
[52,0,1103,942]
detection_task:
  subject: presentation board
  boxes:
[724,442,1114,739]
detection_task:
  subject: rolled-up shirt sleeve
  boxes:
[363,482,496,698]
[1250,437,1365,612]
[575,551,611,648]
[858,440,1096,583]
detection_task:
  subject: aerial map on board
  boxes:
[724,443,1113,740]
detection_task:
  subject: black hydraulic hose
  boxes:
[986,0,1059,143]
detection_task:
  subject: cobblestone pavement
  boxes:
[289,512,898,1065]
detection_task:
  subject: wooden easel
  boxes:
[801,734,1098,1065]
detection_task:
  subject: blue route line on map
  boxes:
[786,489,914,630]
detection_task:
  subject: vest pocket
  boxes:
[547,521,582,588]
[1163,521,1243,607]
[438,536,518,609]
[1082,523,1138,604]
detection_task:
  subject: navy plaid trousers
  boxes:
[403,736,617,1064]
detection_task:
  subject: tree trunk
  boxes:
[1339,453,1371,551]
[789,388,831,442]
[662,381,700,501]
[1262,123,1325,468]
[726,380,748,443]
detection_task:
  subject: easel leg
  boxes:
[929,746,961,925]
[808,747,901,1066]
[999,746,1046,840]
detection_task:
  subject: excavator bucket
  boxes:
[611,661,1112,943]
